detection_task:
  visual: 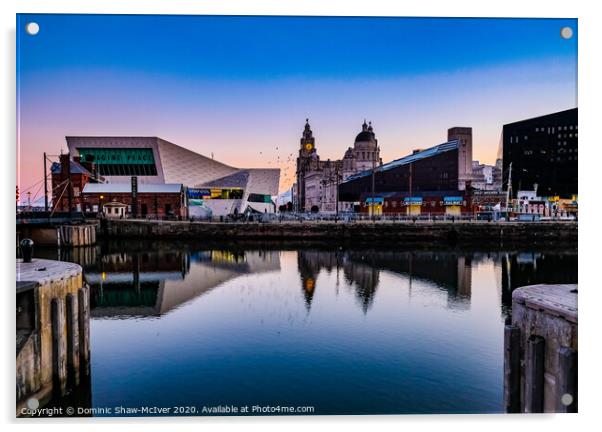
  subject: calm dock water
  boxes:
[35,242,577,416]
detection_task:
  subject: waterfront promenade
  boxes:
[100,219,577,246]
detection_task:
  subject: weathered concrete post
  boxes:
[58,224,98,247]
[78,285,91,375]
[65,293,80,386]
[503,324,521,413]
[557,346,578,413]
[50,298,67,397]
[525,335,545,413]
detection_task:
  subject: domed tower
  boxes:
[354,120,381,172]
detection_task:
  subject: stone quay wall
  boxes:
[16,259,91,416]
[100,219,577,246]
[18,223,98,247]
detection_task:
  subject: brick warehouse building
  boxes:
[81,183,186,219]
[50,154,102,212]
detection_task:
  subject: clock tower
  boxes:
[296,119,319,212]
[299,118,316,155]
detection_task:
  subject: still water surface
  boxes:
[43,242,577,415]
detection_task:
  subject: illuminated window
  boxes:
[248,193,272,203]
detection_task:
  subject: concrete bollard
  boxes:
[508,284,577,413]
[19,238,34,263]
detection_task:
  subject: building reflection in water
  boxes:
[56,243,577,318]
[298,250,474,313]
[295,249,576,315]
[297,251,341,311]
[79,246,280,318]
[500,251,578,312]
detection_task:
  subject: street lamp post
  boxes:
[43,152,49,212]
[335,167,341,220]
[371,150,376,222]
[370,146,380,222]
[505,162,513,219]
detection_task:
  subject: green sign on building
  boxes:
[77,148,156,165]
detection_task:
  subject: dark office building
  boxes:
[503,108,577,198]
[338,140,460,202]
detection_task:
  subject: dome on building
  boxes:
[354,120,376,143]
[344,147,355,159]
[355,131,375,142]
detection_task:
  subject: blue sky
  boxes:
[18,15,577,79]
[17,14,577,192]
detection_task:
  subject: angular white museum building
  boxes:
[66,136,280,217]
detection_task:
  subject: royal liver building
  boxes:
[295,119,381,213]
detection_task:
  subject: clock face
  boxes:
[305,143,313,151]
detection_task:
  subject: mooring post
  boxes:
[66,293,80,386]
[19,238,34,263]
[78,286,91,375]
[51,298,67,397]
[557,346,578,413]
[504,324,521,413]
[525,335,545,413]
